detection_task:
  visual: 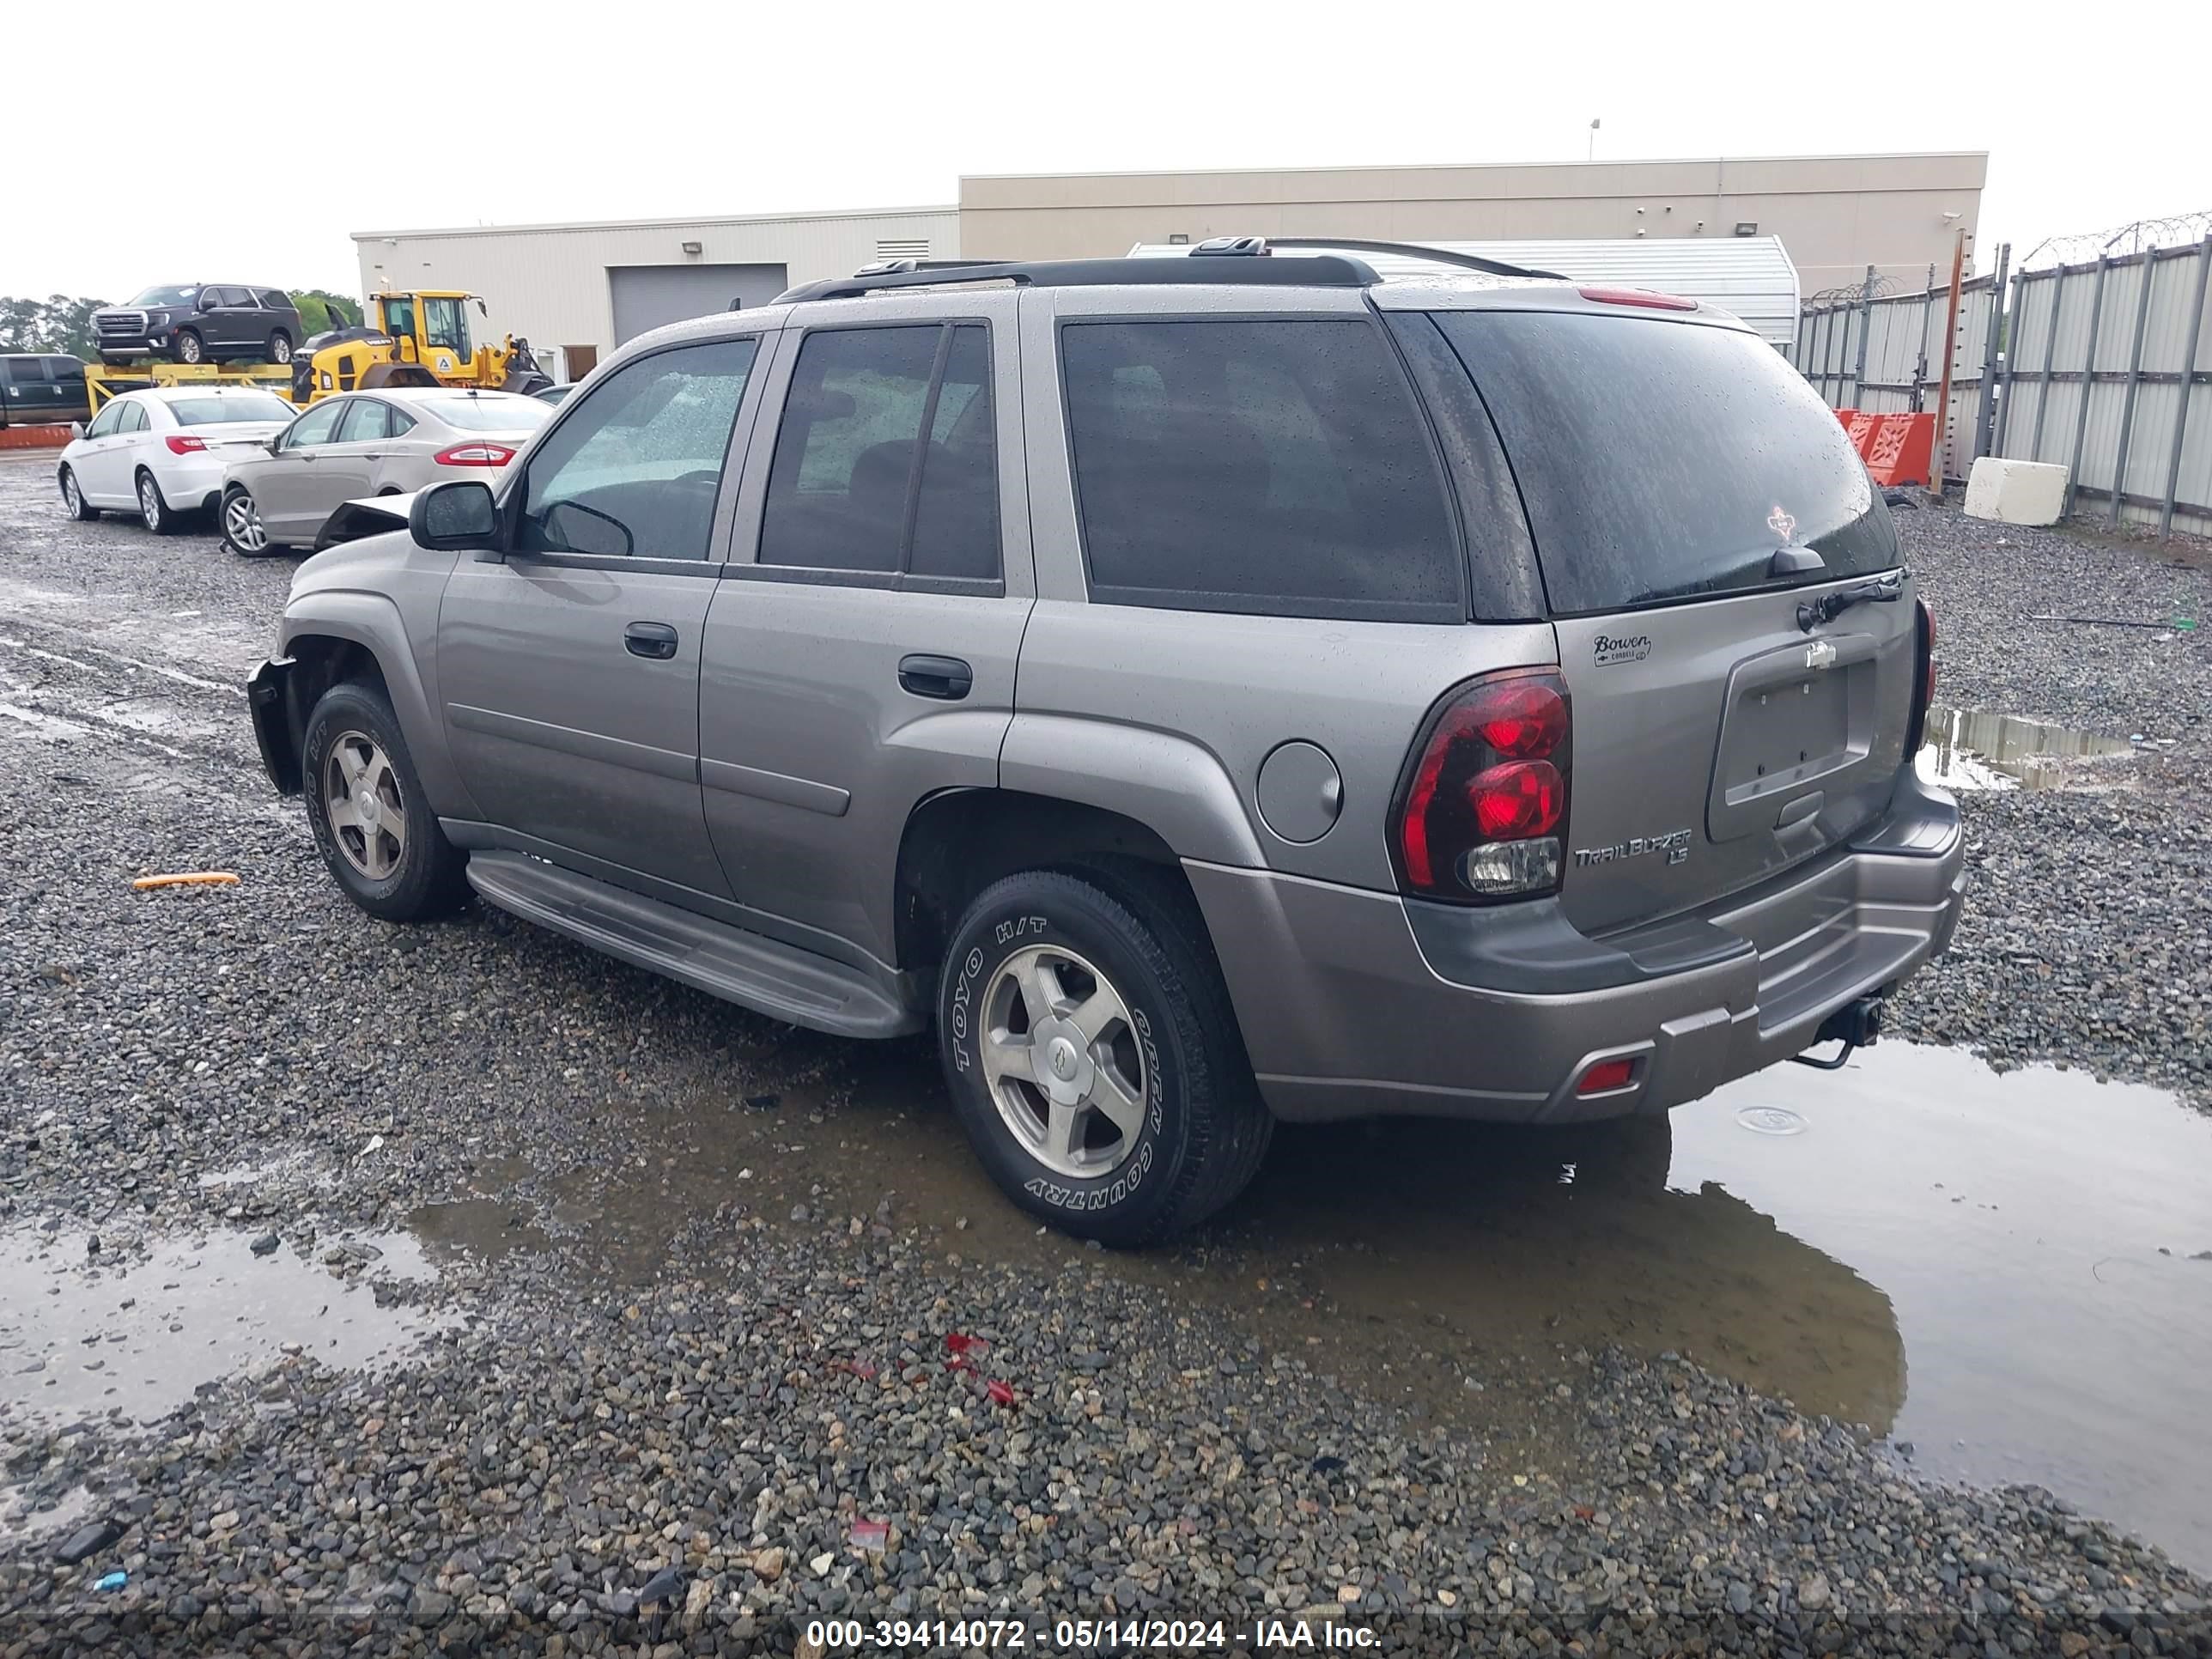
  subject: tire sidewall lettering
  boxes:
[949,905,1170,1215]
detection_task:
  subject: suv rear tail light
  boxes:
[1391,669,1572,902]
[1919,598,1938,707]
[1577,285,1698,312]
[164,434,207,454]
[434,442,516,467]
[1905,597,1938,755]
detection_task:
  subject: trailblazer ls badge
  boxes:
[1573,829,1693,868]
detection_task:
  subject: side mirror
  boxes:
[410,480,500,553]
[68,422,85,441]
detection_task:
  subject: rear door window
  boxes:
[758,325,940,574]
[1428,310,1899,615]
[758,322,1001,580]
[1059,319,1462,621]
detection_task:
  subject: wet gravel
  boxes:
[1886,504,2212,1107]
[3,459,2210,1654]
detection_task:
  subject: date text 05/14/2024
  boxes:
[805,1616,1380,1650]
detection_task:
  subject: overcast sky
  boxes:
[9,0,2204,301]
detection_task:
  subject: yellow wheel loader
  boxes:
[290,290,551,405]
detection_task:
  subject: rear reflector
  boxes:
[1577,1057,1636,1095]
[434,443,516,467]
[164,434,206,454]
[1577,285,1698,312]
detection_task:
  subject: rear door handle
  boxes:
[898,653,973,700]
[624,621,680,660]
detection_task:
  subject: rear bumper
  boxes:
[1188,774,1967,1124]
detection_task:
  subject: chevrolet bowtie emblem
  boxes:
[1805,639,1838,670]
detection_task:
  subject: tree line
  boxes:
[0,290,364,358]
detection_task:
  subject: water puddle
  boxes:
[0,1227,450,1435]
[1917,704,2141,791]
[1673,1046,2212,1570]
[431,1038,2212,1571]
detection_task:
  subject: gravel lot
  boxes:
[1887,506,2212,1106]
[2,453,2209,1656]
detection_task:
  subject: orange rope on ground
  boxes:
[131,872,240,890]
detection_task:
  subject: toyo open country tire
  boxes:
[301,680,470,922]
[938,868,1272,1245]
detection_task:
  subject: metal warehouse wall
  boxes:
[349,206,958,364]
[965,153,1986,295]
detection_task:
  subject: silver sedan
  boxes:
[218,387,550,556]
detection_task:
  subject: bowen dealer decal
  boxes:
[1592,631,1653,666]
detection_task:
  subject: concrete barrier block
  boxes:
[1964,457,2069,526]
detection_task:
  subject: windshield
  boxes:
[422,296,471,354]
[128,286,198,308]
[167,393,296,425]
[1429,310,1899,614]
[419,394,550,432]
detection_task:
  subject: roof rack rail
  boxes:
[1258,236,1568,282]
[773,252,1382,305]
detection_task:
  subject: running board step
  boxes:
[465,851,919,1039]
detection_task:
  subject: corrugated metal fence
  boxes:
[1793,253,2007,487]
[1992,238,2212,536]
[1793,236,2212,536]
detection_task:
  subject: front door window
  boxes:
[515,338,758,561]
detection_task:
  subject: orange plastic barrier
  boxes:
[0,424,71,450]
[1832,409,1935,488]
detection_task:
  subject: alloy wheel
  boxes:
[137,475,162,532]
[977,944,1149,1179]
[61,472,81,515]
[323,730,407,881]
[224,493,267,553]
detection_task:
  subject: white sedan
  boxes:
[218,388,550,556]
[58,386,297,534]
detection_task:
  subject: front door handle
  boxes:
[624,621,680,660]
[898,653,973,700]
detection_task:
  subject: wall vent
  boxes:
[875,237,932,261]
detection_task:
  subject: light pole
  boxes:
[1588,118,1601,161]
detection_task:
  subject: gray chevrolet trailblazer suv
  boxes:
[246,238,1966,1243]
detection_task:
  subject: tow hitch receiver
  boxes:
[1790,994,1886,1071]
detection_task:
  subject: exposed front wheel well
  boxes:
[895,789,1200,984]
[276,635,392,784]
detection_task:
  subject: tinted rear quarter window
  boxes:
[1060,319,1462,621]
[1430,310,1899,614]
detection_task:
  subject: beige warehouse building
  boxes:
[960,153,1988,295]
[353,151,1984,370]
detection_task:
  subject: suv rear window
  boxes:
[1430,310,1899,615]
[1060,319,1462,621]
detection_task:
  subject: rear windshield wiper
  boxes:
[1797,570,1905,632]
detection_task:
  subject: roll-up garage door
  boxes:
[608,264,790,343]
